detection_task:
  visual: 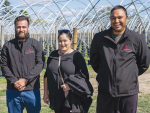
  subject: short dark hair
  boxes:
[58,30,72,40]
[111,5,127,16]
[14,16,30,26]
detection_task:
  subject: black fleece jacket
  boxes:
[90,27,150,97]
[0,36,45,90]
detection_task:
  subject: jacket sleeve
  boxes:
[90,33,100,73]
[24,41,45,82]
[0,44,18,84]
[136,35,150,75]
[73,52,89,80]
[44,57,51,78]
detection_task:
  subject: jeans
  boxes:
[6,89,41,113]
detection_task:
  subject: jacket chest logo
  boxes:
[122,44,132,52]
[25,48,35,54]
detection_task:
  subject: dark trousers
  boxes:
[96,92,138,113]
[54,107,72,113]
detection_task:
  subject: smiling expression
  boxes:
[58,33,72,53]
[110,9,129,34]
[15,20,29,39]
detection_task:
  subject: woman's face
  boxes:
[58,33,72,53]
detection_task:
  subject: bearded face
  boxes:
[15,20,29,39]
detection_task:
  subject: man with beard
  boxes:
[90,5,150,113]
[0,16,45,113]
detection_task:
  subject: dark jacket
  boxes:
[65,70,93,113]
[44,50,93,112]
[65,70,93,100]
[90,27,150,97]
[0,36,45,90]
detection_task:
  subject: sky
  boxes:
[1,0,150,33]
[1,0,150,21]
[8,0,150,9]
[4,0,147,13]
[9,0,150,6]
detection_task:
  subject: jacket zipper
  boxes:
[21,52,24,78]
[19,42,24,78]
[113,48,117,97]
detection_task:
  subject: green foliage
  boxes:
[19,10,31,21]
[0,0,16,17]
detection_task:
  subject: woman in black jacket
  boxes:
[43,30,93,113]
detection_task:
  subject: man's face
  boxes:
[110,9,128,34]
[15,20,29,39]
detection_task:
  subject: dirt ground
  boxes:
[139,73,150,94]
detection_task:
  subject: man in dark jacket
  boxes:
[90,5,150,113]
[0,16,45,113]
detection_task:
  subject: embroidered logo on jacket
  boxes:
[122,45,132,52]
[25,48,35,54]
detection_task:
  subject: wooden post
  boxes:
[98,26,101,32]
[52,32,54,45]
[42,32,45,49]
[144,30,147,43]
[79,32,81,39]
[31,34,33,38]
[82,31,85,42]
[7,34,10,41]
[91,30,93,40]
[9,34,11,41]
[50,33,52,47]
[73,28,77,50]
[87,30,89,46]
[55,26,58,50]
[46,34,49,55]
[138,25,142,34]
[34,34,37,40]
[89,31,91,44]
[10,34,13,40]
[1,25,4,48]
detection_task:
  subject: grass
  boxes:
[137,93,150,113]
[0,89,6,96]
[0,66,150,113]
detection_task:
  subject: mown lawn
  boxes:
[0,66,150,113]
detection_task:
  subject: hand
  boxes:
[14,81,25,91]
[43,93,49,104]
[64,91,69,98]
[61,83,70,98]
[61,83,70,92]
[17,78,28,87]
[14,81,19,89]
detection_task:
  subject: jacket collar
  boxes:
[15,34,30,43]
[104,26,131,42]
